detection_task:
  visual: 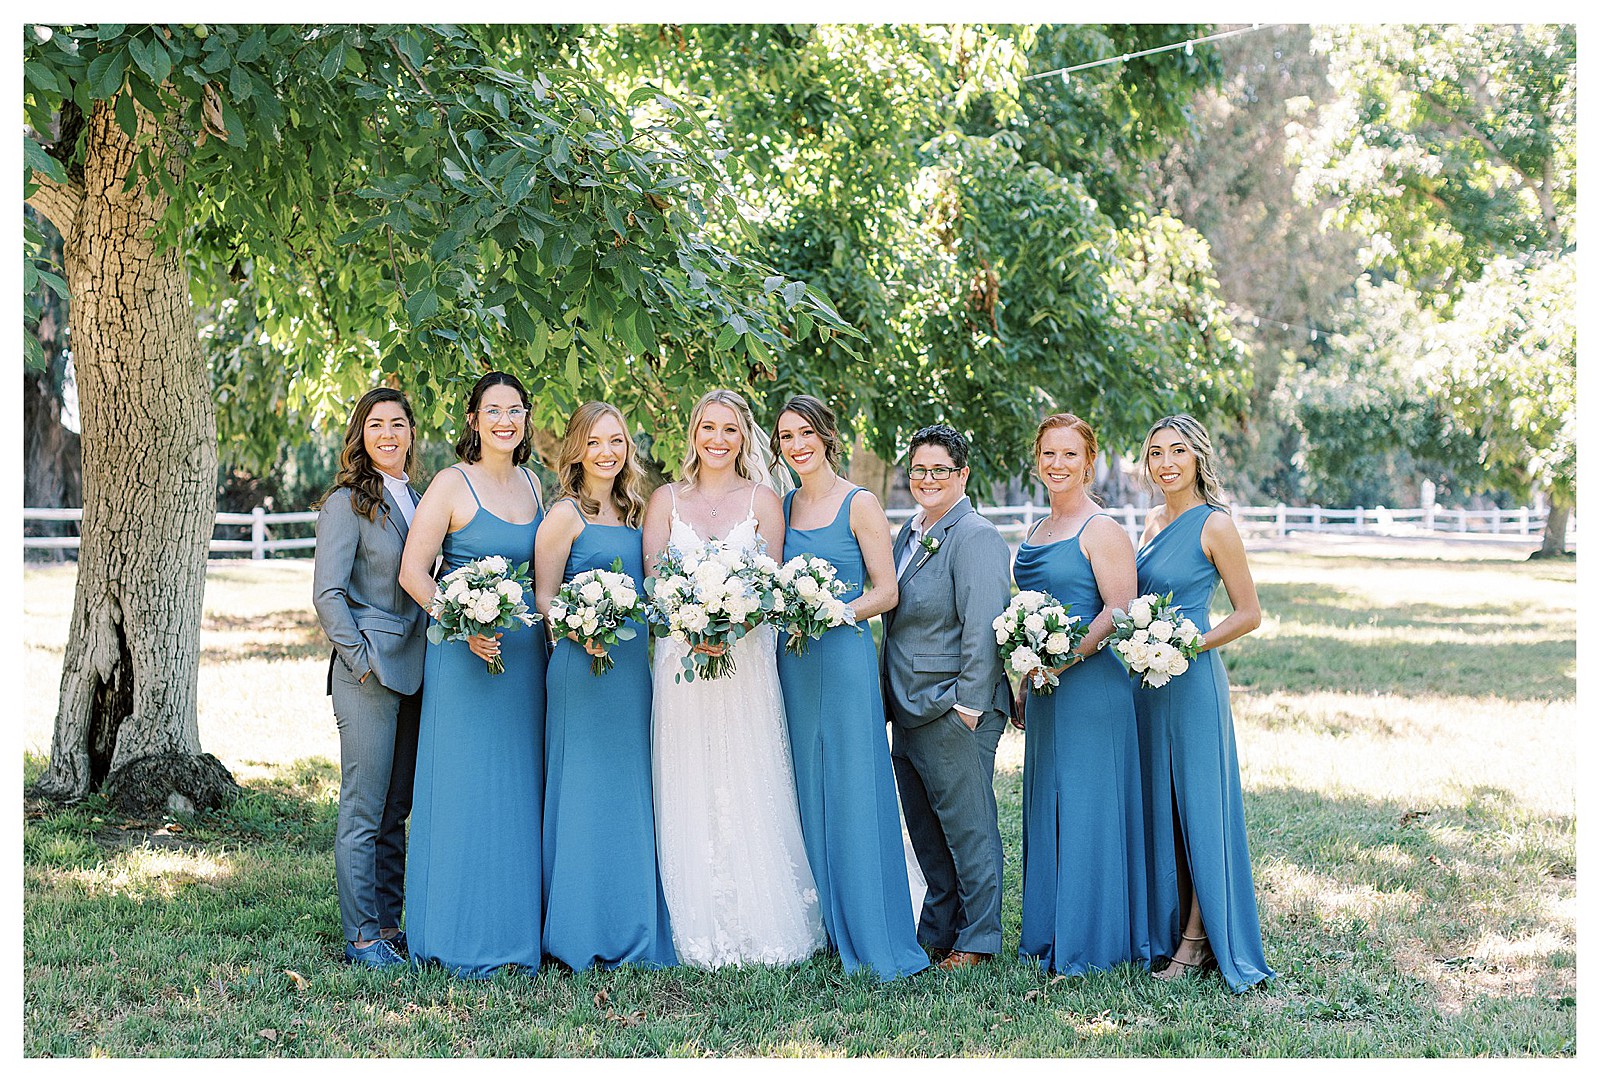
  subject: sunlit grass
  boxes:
[22,549,1575,1056]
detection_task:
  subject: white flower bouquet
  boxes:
[427,554,541,675]
[992,590,1085,695]
[1108,591,1203,688]
[774,555,858,657]
[549,558,646,676]
[646,539,780,682]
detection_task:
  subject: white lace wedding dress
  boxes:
[651,503,827,967]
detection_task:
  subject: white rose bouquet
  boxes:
[427,554,541,675]
[646,539,780,682]
[992,590,1085,695]
[1108,591,1204,689]
[549,558,646,676]
[774,555,858,657]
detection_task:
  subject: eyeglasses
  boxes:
[907,465,959,481]
[478,408,527,423]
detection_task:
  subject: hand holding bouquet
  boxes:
[1108,591,1203,688]
[993,590,1084,694]
[774,555,858,657]
[647,539,779,682]
[427,555,541,675]
[549,558,647,676]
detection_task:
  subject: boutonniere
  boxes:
[920,536,941,556]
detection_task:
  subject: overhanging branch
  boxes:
[26,172,85,244]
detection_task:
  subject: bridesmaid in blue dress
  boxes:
[1133,413,1274,992]
[1011,413,1150,976]
[534,402,675,971]
[398,371,547,977]
[770,395,928,982]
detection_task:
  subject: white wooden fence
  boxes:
[885,502,1575,544]
[23,507,318,559]
[22,501,1574,559]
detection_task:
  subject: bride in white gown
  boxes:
[641,388,826,967]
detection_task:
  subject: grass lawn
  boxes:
[21,547,1576,1057]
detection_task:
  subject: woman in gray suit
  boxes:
[313,387,427,969]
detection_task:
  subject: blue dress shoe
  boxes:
[382,931,408,957]
[345,938,408,969]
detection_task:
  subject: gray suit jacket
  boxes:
[313,484,427,697]
[881,496,1013,727]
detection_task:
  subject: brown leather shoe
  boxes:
[926,947,952,965]
[936,950,992,971]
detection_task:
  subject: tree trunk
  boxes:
[23,213,82,558]
[1536,493,1572,558]
[29,96,239,813]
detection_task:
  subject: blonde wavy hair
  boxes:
[680,388,775,490]
[555,401,647,528]
[1139,413,1229,511]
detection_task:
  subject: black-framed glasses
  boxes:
[907,465,959,481]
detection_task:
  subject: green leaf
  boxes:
[406,286,439,323]
[714,323,739,351]
[113,93,138,140]
[235,26,268,63]
[529,319,550,367]
[86,48,127,98]
[782,280,807,308]
[563,344,580,390]
[23,138,68,185]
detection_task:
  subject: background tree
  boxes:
[1292,23,1576,554]
[601,24,1249,486]
[23,22,854,810]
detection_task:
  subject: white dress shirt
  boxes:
[381,471,415,528]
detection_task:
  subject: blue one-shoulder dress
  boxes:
[406,465,546,977]
[1134,503,1274,992]
[776,487,929,981]
[1013,514,1150,975]
[541,501,676,970]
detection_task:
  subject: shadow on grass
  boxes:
[1226,630,1574,701]
[201,609,328,663]
[1256,582,1569,635]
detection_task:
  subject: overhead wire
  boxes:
[1023,23,1280,83]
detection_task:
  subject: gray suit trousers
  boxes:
[330,660,420,942]
[890,705,1006,954]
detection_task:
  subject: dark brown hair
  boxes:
[454,370,534,466]
[320,387,416,523]
[770,394,843,472]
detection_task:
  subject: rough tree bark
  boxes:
[28,95,240,813]
[1536,494,1571,559]
[23,212,82,552]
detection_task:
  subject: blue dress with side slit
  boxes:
[405,465,546,977]
[1013,513,1150,975]
[776,487,928,981]
[540,502,676,970]
[1133,503,1274,992]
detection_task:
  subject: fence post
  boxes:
[1312,505,1322,530]
[1519,506,1530,534]
[1424,501,1435,532]
[1355,506,1365,531]
[1490,506,1501,534]
[1276,503,1287,537]
[251,506,266,560]
[1022,500,1036,539]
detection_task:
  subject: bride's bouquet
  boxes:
[427,555,541,675]
[647,539,780,682]
[1108,591,1203,688]
[549,559,646,676]
[992,590,1085,695]
[773,555,858,657]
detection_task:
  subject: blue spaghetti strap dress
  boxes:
[405,465,546,977]
[776,487,929,981]
[1134,503,1274,991]
[540,500,676,969]
[1013,514,1150,975]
